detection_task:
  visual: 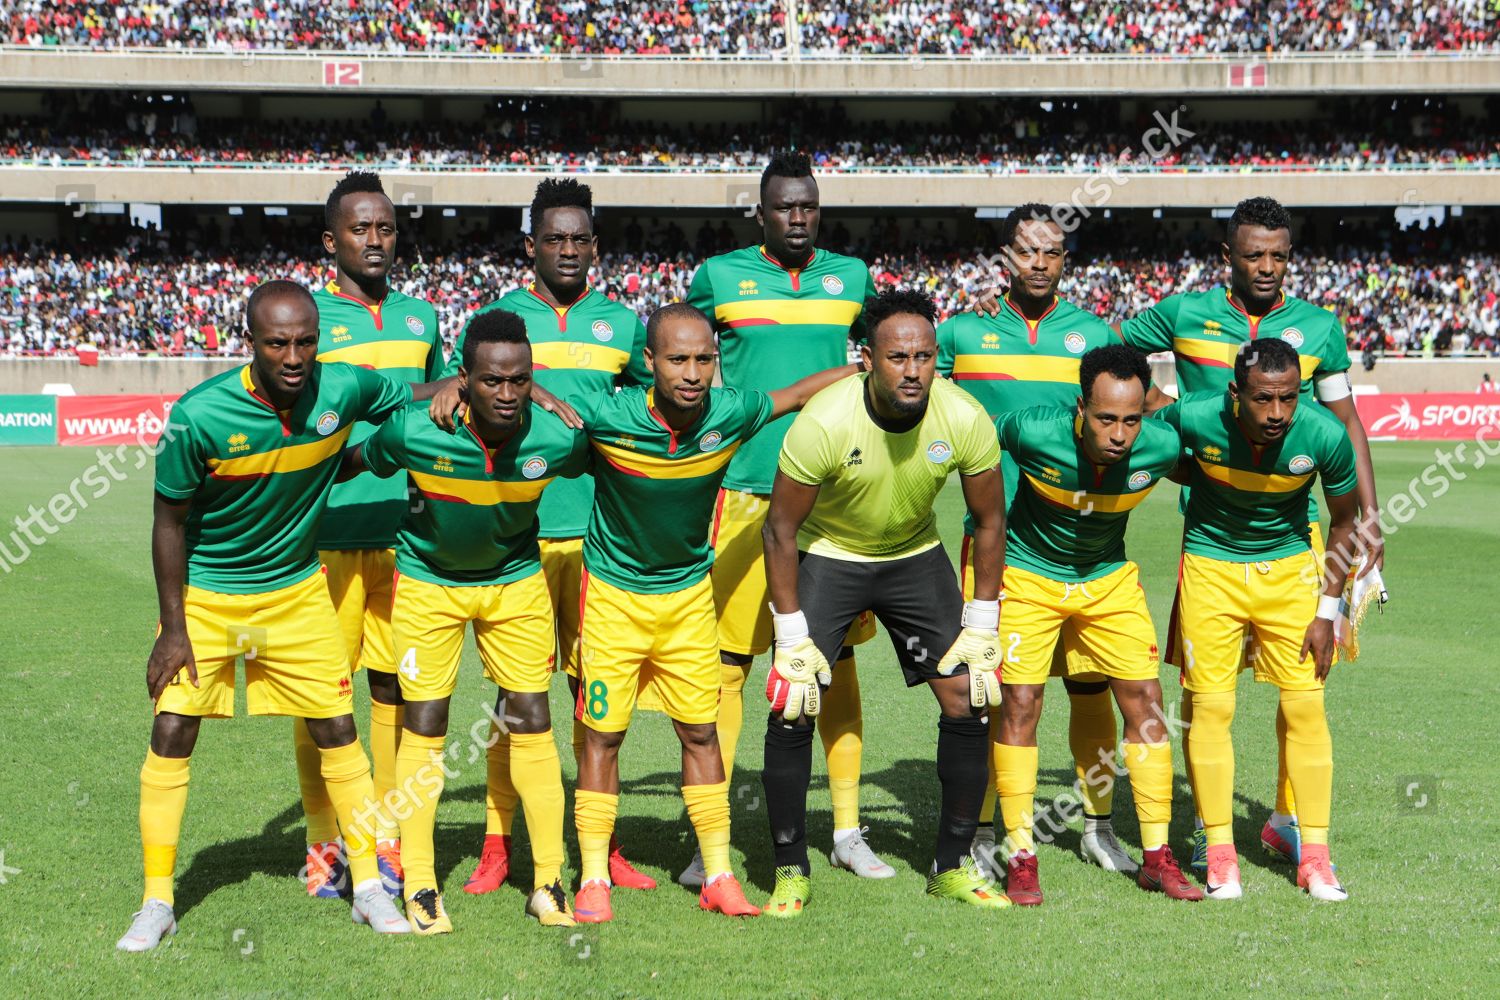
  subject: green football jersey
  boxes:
[361,402,591,586]
[576,386,776,594]
[936,294,1117,518]
[443,284,650,539]
[155,362,412,594]
[1153,390,1358,562]
[313,281,443,551]
[687,245,876,494]
[996,406,1181,583]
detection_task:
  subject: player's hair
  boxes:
[530,178,594,235]
[760,149,815,199]
[1226,196,1292,243]
[245,280,316,338]
[645,302,713,353]
[1233,337,1300,386]
[1001,203,1064,249]
[461,309,530,372]
[324,170,388,231]
[863,289,937,345]
[1079,344,1151,403]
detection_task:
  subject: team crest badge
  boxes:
[1128,471,1152,491]
[1281,328,1304,349]
[316,411,340,436]
[1288,455,1314,474]
[926,440,952,464]
[822,275,845,295]
[522,457,548,479]
[592,320,614,342]
[1064,332,1087,354]
[699,430,723,452]
[406,315,426,336]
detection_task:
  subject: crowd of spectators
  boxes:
[5,0,1494,54]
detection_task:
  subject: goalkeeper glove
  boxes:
[936,598,1003,709]
[765,605,831,722]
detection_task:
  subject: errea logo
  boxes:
[981,333,1000,349]
[330,325,352,343]
[738,280,758,296]
[1203,320,1222,333]
[1040,466,1063,482]
[1201,445,1223,462]
[434,455,454,473]
[227,433,251,454]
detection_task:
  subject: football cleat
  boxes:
[1297,846,1348,902]
[115,899,176,952]
[1187,827,1208,879]
[970,825,1005,884]
[375,841,404,899]
[1079,824,1139,873]
[1005,853,1043,906]
[609,837,657,890]
[1261,817,1302,864]
[463,834,510,895]
[1204,844,1243,901]
[305,841,350,899]
[764,866,812,919]
[526,881,577,926]
[1138,847,1205,901]
[677,848,706,890]
[574,879,613,924]
[926,857,1011,909]
[403,888,451,935]
[829,827,896,879]
[352,883,412,934]
[699,873,761,917]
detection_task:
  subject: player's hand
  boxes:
[971,285,1003,317]
[1301,617,1336,681]
[766,638,831,721]
[428,379,466,430]
[937,628,1003,708]
[532,383,583,430]
[147,627,196,702]
[1355,516,1385,575]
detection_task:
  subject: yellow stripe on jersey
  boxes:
[713,299,863,328]
[1194,458,1311,494]
[208,426,352,479]
[408,469,553,505]
[531,341,632,374]
[317,339,433,370]
[952,355,1081,383]
[591,439,741,480]
[1174,337,1322,379]
[1024,473,1155,513]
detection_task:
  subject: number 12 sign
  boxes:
[323,61,362,87]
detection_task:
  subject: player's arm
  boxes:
[767,362,863,420]
[1304,486,1359,681]
[762,470,830,720]
[146,493,195,701]
[1318,390,1383,573]
[960,465,1005,601]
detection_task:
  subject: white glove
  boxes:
[936,599,1003,709]
[765,606,831,722]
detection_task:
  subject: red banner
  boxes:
[56,395,180,447]
[1356,392,1500,440]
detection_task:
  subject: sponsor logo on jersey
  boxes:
[981,333,1001,349]
[434,455,454,473]
[406,315,426,337]
[1200,445,1223,462]
[591,320,614,343]
[612,434,636,449]
[1128,470,1153,490]
[1288,454,1314,474]
[1281,328,1304,349]
[338,675,352,696]
[843,447,863,468]
[522,456,549,479]
[1204,320,1222,333]
[699,430,723,452]
[330,324,352,343]
[926,440,953,464]
[1064,332,1087,354]
[738,279,758,296]
[822,275,845,295]
[316,411,340,436]
[227,432,250,454]
[1040,466,1063,482]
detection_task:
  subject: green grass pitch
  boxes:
[0,442,1495,997]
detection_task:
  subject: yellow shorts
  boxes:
[540,537,585,678]
[319,548,396,674]
[712,488,875,656]
[156,570,352,720]
[390,570,555,702]
[1177,550,1329,694]
[999,563,1160,686]
[962,535,1094,681]
[577,573,719,732]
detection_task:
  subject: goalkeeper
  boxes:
[758,290,1009,916]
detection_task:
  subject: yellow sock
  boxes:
[994,743,1039,855]
[1123,741,1173,851]
[139,751,190,906]
[715,660,747,778]
[818,655,862,831]
[1275,703,1299,817]
[1186,690,1236,847]
[485,725,518,837]
[392,732,445,896]
[682,780,732,880]
[1280,689,1332,846]
[369,699,404,841]
[571,715,586,766]
[510,730,566,889]
[979,712,1001,824]
[1069,689,1118,816]
[575,790,618,885]
[319,740,382,888]
[1181,691,1202,823]
[293,719,339,845]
